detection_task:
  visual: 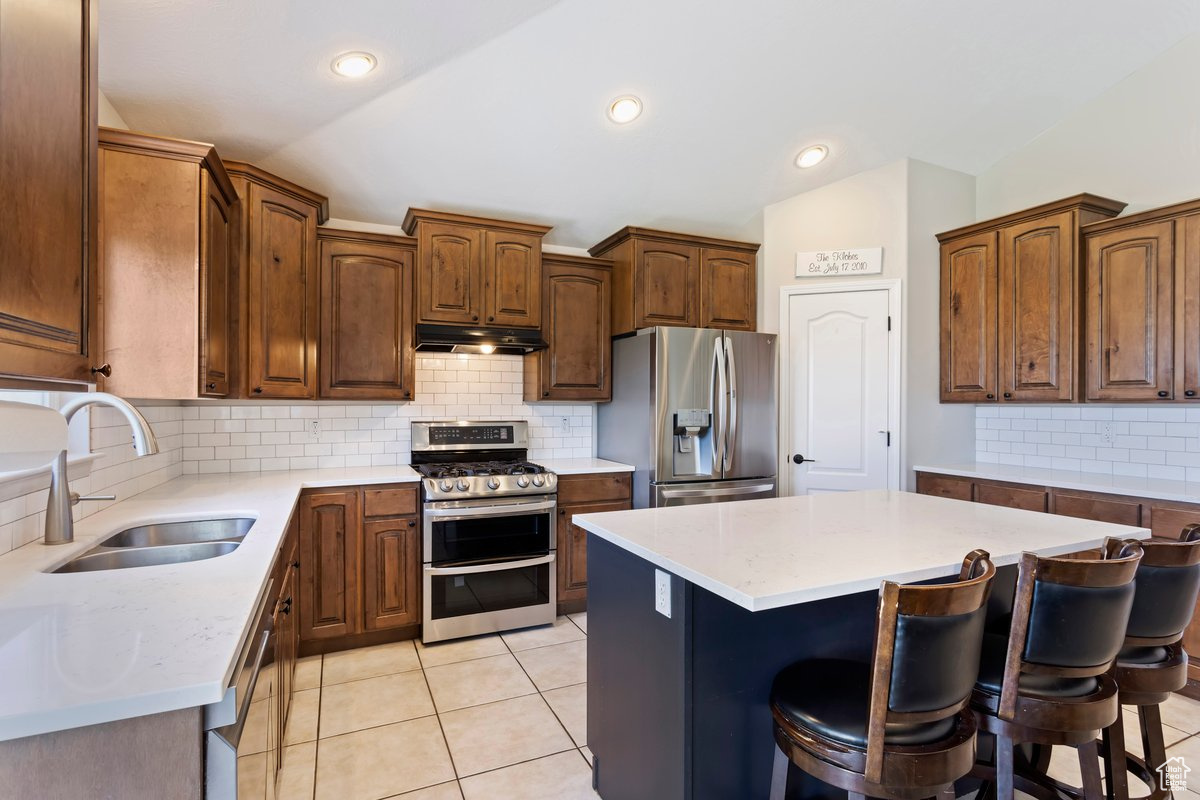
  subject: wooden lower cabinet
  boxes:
[362,516,420,631]
[556,472,633,614]
[297,484,422,654]
[915,471,1200,687]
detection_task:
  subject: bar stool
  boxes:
[768,549,996,800]
[1100,525,1200,800]
[969,542,1143,800]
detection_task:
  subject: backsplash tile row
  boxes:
[976,405,1200,480]
[0,405,185,556]
[0,355,595,555]
[178,354,594,474]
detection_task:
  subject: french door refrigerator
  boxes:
[598,327,777,508]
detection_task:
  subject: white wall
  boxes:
[977,33,1200,217]
[98,91,130,130]
[761,158,977,491]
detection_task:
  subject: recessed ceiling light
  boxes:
[607,95,643,124]
[794,144,829,169]
[331,51,377,78]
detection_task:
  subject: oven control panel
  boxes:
[412,420,529,452]
[423,472,557,500]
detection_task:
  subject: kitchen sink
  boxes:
[48,517,255,574]
[99,517,255,548]
[51,541,242,573]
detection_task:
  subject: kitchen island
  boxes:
[573,490,1151,800]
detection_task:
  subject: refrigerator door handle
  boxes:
[723,335,737,474]
[659,482,775,499]
[710,339,726,474]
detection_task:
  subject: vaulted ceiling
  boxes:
[100,0,1200,246]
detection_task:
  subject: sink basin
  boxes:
[100,517,255,548]
[51,541,241,574]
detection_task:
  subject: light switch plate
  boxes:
[655,569,671,618]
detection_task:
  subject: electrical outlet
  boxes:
[655,569,672,618]
[309,419,321,440]
[1099,421,1114,445]
[558,416,572,436]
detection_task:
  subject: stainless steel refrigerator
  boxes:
[598,327,777,508]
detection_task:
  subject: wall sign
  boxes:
[795,247,883,277]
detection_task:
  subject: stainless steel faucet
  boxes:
[44,393,160,545]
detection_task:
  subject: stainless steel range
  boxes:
[413,420,558,643]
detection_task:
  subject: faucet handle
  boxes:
[70,492,116,505]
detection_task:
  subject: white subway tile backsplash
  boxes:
[977,405,1200,475]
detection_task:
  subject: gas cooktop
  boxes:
[411,421,557,500]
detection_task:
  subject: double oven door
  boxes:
[422,495,557,642]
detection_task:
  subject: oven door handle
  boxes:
[423,500,557,520]
[426,552,555,576]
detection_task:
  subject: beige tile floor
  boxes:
[262,615,1200,799]
[263,614,598,800]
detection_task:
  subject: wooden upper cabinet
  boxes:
[318,230,415,401]
[937,194,1126,404]
[590,227,760,336]
[417,221,482,325]
[1182,214,1200,399]
[484,231,541,327]
[940,231,998,402]
[0,0,97,383]
[635,240,699,329]
[1084,218,1175,401]
[403,209,551,329]
[700,248,756,331]
[524,254,613,402]
[298,489,360,641]
[228,163,328,399]
[999,212,1075,402]
[96,128,238,399]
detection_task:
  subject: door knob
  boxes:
[91,363,112,377]
[792,454,816,465]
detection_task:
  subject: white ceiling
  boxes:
[101,0,1200,246]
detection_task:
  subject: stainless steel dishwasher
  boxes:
[205,580,276,799]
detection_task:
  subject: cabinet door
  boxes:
[274,564,294,770]
[298,490,360,640]
[200,169,233,397]
[1180,214,1200,399]
[319,239,414,400]
[417,222,482,324]
[699,248,756,331]
[558,500,629,605]
[0,0,96,383]
[484,230,541,328]
[1085,220,1175,400]
[633,240,699,329]
[528,261,611,401]
[246,182,319,398]
[940,232,998,402]
[999,211,1075,402]
[362,517,420,631]
[1146,503,1200,679]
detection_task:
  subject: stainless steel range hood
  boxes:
[414,324,548,355]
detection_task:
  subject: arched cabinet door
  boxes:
[940,231,998,402]
[416,221,482,324]
[634,240,699,329]
[700,248,756,331]
[484,231,542,328]
[524,255,612,402]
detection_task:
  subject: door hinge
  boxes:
[887,316,892,331]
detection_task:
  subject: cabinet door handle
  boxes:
[292,560,300,569]
[1187,390,1197,398]
[487,316,495,322]
[1158,390,1170,398]
[253,387,263,394]
[985,393,995,400]
[91,363,112,377]
[407,519,416,528]
[559,509,566,515]
[1003,392,1012,399]
[206,382,216,391]
[472,314,479,321]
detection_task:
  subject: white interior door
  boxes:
[785,288,893,494]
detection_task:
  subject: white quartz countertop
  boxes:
[915,462,1200,505]
[0,466,420,742]
[573,490,1150,613]
[538,458,633,475]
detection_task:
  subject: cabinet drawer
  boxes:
[1053,491,1142,526]
[557,473,632,504]
[974,482,1048,513]
[915,473,972,501]
[363,486,419,518]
